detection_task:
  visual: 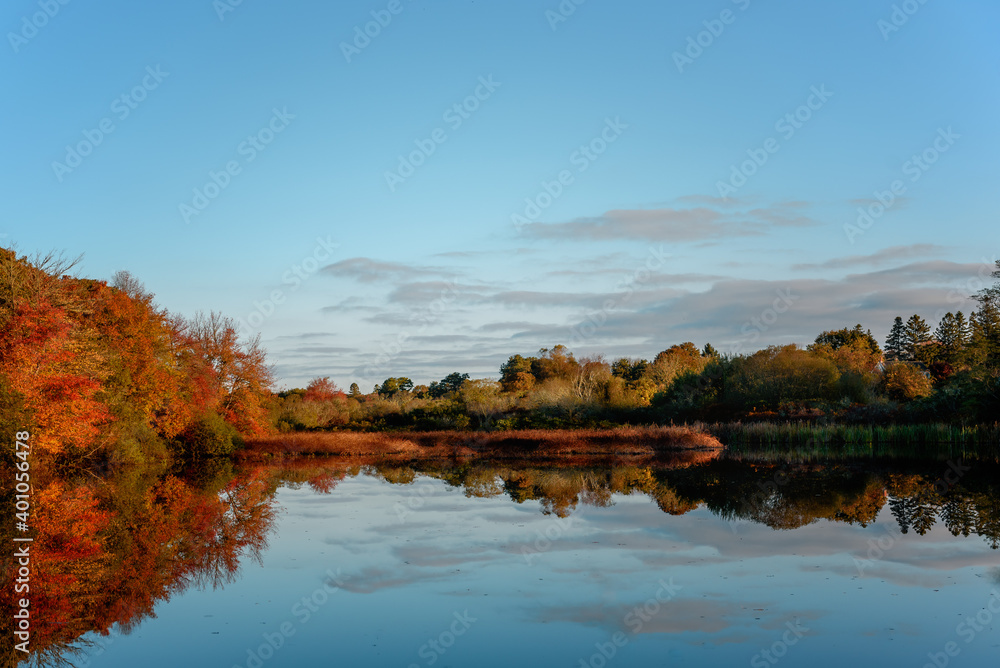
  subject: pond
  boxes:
[7,453,1000,668]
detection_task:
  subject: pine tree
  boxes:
[934,312,964,364]
[904,314,933,364]
[970,302,1000,365]
[885,316,906,361]
[348,382,361,398]
[955,311,971,345]
[702,343,719,358]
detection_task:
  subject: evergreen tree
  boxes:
[904,314,933,364]
[970,302,1000,365]
[955,311,971,345]
[429,372,470,398]
[702,343,719,358]
[348,382,361,398]
[885,316,906,361]
[934,312,965,364]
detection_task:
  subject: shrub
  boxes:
[174,412,243,458]
[880,362,933,401]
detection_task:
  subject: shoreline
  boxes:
[240,425,724,460]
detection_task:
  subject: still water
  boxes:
[11,455,1000,667]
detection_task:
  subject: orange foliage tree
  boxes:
[0,248,274,461]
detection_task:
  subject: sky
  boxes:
[3,0,998,390]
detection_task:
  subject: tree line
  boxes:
[4,247,997,463]
[275,262,1000,431]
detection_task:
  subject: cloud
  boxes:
[673,194,755,208]
[523,208,733,242]
[522,202,819,242]
[320,296,379,313]
[476,320,556,333]
[794,244,949,270]
[322,257,456,283]
[386,281,484,305]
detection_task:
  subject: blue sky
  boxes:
[3,0,998,389]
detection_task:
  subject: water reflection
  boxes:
[3,453,999,666]
[2,463,278,668]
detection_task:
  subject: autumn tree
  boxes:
[185,312,274,436]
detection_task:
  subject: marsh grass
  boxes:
[242,425,723,460]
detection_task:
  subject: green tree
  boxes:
[885,317,906,361]
[904,314,933,364]
[934,312,968,365]
[813,324,881,356]
[377,377,413,397]
[611,358,648,383]
[702,343,719,358]
[348,383,361,398]
[429,372,470,398]
[969,302,1000,366]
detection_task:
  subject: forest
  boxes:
[2,247,998,465]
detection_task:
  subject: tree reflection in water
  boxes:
[3,453,998,667]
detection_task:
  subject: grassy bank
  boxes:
[241,425,723,460]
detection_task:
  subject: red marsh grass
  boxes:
[240,425,723,462]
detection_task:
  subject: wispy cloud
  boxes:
[522,202,819,242]
[794,244,948,270]
[322,257,457,283]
